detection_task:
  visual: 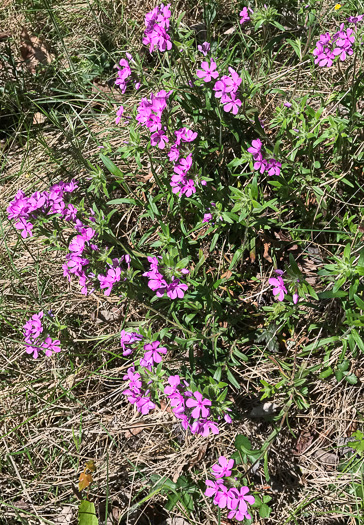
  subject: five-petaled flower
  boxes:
[196,60,219,82]
[186,391,211,418]
[211,456,234,478]
[269,269,287,301]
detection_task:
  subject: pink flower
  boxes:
[200,419,219,437]
[269,272,287,301]
[205,479,224,498]
[168,145,180,162]
[266,158,282,176]
[198,41,210,56]
[222,93,242,115]
[164,375,181,396]
[228,486,255,520]
[142,341,167,365]
[253,155,268,173]
[239,7,250,24]
[247,139,262,157]
[115,105,124,124]
[213,484,230,508]
[213,77,230,99]
[166,278,188,299]
[150,129,169,149]
[15,218,33,238]
[211,456,234,478]
[196,60,219,82]
[225,67,242,92]
[120,330,143,356]
[186,391,211,418]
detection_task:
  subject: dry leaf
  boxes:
[313,448,338,466]
[224,26,236,35]
[189,443,208,470]
[33,112,46,125]
[160,399,173,414]
[54,506,73,525]
[263,242,272,262]
[91,308,122,324]
[221,270,232,279]
[78,472,93,491]
[13,500,31,510]
[20,28,53,73]
[294,430,315,455]
[161,517,190,525]
[106,507,122,525]
[172,463,185,483]
[125,424,145,438]
[274,230,292,242]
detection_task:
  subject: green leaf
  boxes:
[271,20,286,31]
[181,493,194,512]
[345,374,358,385]
[351,329,364,352]
[318,290,348,299]
[319,367,333,379]
[263,451,270,482]
[259,503,271,518]
[235,434,252,452]
[79,500,98,525]
[165,493,179,511]
[227,368,241,389]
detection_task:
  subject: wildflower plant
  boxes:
[4,0,364,522]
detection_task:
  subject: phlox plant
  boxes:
[143,249,190,300]
[6,0,364,522]
[7,180,139,299]
[120,325,233,436]
[23,310,64,359]
[205,456,255,521]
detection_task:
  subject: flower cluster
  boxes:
[170,135,199,196]
[23,311,61,359]
[143,256,189,299]
[239,7,251,25]
[164,378,231,437]
[202,202,223,224]
[62,222,98,295]
[123,366,156,414]
[213,67,242,115]
[269,269,300,304]
[143,3,172,53]
[114,54,140,96]
[120,329,143,356]
[123,339,167,415]
[8,180,132,297]
[313,24,355,67]
[205,456,255,521]
[196,58,243,115]
[62,215,131,297]
[98,256,131,296]
[247,139,282,176]
[115,105,124,124]
[115,57,131,93]
[7,180,78,239]
[136,89,172,149]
